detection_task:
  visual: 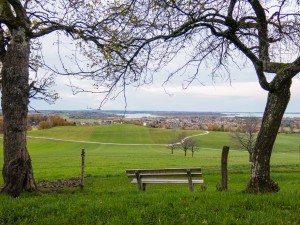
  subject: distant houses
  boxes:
[19,111,300,134]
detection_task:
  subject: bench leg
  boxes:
[187,171,194,192]
[189,184,194,192]
[137,182,146,191]
[137,184,146,191]
[135,172,146,191]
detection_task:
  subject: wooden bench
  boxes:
[126,167,203,192]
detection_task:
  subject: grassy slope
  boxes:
[27,124,204,144]
[0,124,299,225]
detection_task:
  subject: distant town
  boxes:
[24,110,300,134]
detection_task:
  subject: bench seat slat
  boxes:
[131,179,204,184]
[127,173,202,178]
[126,167,201,174]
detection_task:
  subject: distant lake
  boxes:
[116,113,160,119]
[223,112,300,118]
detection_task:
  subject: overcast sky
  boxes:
[30,79,300,112]
[30,60,300,113]
[23,33,299,113]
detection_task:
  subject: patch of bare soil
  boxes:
[37,177,81,189]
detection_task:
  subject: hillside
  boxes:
[28,124,206,144]
[0,124,299,224]
[1,124,297,180]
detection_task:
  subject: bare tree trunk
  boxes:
[247,80,292,193]
[221,146,230,191]
[248,153,253,163]
[1,27,37,197]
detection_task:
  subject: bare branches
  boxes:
[8,0,28,23]
[2,0,300,108]
[29,73,58,104]
[91,0,300,96]
[247,0,270,67]
[0,0,18,28]
[231,117,259,162]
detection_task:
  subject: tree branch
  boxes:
[247,0,270,68]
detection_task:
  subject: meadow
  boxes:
[0,124,299,225]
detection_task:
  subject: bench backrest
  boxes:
[126,167,202,191]
[126,167,202,178]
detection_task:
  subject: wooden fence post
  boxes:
[221,146,230,191]
[81,149,85,189]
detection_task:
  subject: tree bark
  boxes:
[247,80,292,193]
[221,146,230,191]
[1,27,37,197]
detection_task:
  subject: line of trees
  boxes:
[168,133,200,157]
[0,115,75,133]
[36,116,76,129]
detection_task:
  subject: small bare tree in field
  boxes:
[189,138,200,158]
[232,117,259,162]
[177,133,199,157]
[168,140,180,154]
[168,126,180,154]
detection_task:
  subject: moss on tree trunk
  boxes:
[1,27,37,197]
[247,80,292,193]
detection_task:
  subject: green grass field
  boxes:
[0,124,299,224]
